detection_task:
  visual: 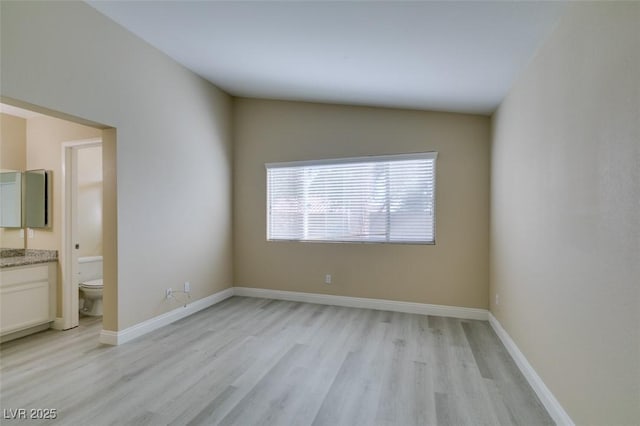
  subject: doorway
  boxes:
[61,138,103,330]
[1,99,117,341]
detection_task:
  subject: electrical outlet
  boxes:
[184,282,191,293]
[325,274,332,284]
[166,288,173,299]
[27,228,34,239]
[495,293,500,305]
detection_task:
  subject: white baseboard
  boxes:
[488,313,574,426]
[98,286,487,346]
[99,287,234,346]
[233,287,488,320]
[52,317,65,330]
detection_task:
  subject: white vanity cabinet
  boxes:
[0,262,57,339]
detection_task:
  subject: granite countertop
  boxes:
[0,249,58,268]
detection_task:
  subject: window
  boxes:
[266,152,437,244]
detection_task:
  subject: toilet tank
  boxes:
[78,256,103,283]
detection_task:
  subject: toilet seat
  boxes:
[80,279,103,288]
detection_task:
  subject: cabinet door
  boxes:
[0,265,51,335]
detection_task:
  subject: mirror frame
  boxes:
[0,169,51,229]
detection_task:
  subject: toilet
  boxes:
[78,256,103,316]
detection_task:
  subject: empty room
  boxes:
[0,1,638,425]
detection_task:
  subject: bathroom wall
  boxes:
[26,115,101,316]
[491,2,640,423]
[76,146,103,258]
[0,113,26,171]
[0,112,26,249]
[26,115,101,251]
[1,1,233,331]
[234,98,490,308]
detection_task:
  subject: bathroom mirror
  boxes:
[0,171,22,228]
[24,169,51,228]
[0,169,51,229]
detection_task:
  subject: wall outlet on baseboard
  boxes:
[495,293,500,305]
[184,282,191,293]
[166,288,172,299]
[325,274,332,284]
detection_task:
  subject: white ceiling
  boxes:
[87,1,567,115]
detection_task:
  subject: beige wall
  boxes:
[1,113,26,171]
[26,115,101,251]
[0,113,27,248]
[2,114,102,256]
[1,1,233,330]
[234,99,490,308]
[77,146,103,258]
[25,115,101,316]
[491,3,640,424]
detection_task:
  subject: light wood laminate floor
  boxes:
[0,296,553,425]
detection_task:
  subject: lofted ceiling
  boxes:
[87,1,567,115]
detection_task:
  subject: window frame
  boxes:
[265,151,438,245]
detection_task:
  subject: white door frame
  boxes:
[59,138,102,330]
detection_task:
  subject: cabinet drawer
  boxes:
[1,264,49,287]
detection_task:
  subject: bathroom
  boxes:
[0,104,104,341]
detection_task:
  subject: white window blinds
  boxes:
[266,152,437,244]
